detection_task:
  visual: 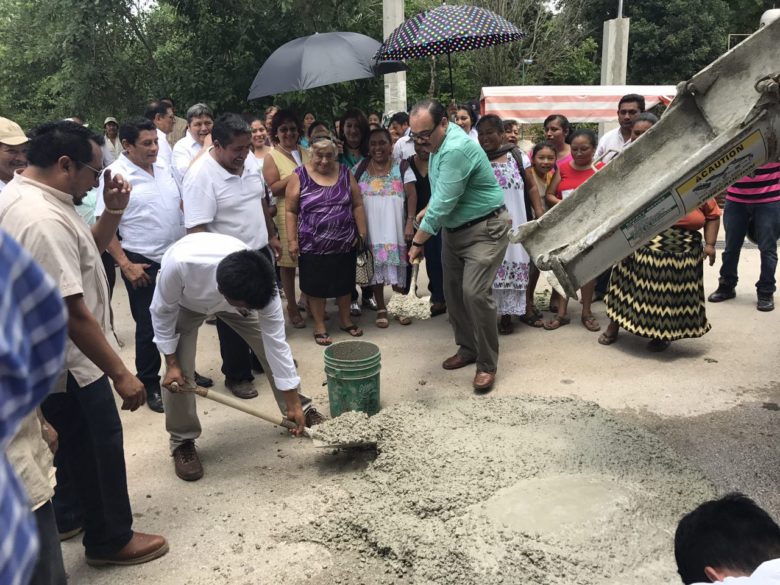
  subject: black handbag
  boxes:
[355,237,374,286]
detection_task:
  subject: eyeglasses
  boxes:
[409,126,437,143]
[79,161,104,179]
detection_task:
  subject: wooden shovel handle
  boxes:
[169,382,311,436]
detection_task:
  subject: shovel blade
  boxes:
[307,428,377,450]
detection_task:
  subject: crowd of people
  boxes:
[0,87,778,584]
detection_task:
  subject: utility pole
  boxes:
[383,0,407,115]
[599,1,630,137]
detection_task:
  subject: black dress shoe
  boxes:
[430,303,447,317]
[147,391,164,413]
[757,295,774,312]
[194,371,213,387]
[707,286,736,302]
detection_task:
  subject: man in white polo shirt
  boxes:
[184,113,297,404]
[171,102,213,185]
[97,117,185,413]
[144,100,175,167]
[593,93,646,299]
[595,93,645,164]
[151,232,320,481]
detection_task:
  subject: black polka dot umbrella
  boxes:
[375,4,525,100]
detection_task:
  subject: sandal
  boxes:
[544,315,571,330]
[289,314,306,329]
[598,329,619,345]
[518,308,544,328]
[581,314,601,332]
[339,324,363,337]
[498,315,514,335]
[396,315,412,326]
[313,332,332,346]
[375,310,389,329]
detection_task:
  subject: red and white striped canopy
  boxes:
[480,85,677,123]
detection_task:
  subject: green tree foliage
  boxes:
[726,0,776,34]
[581,0,732,85]
[0,0,765,130]
[545,37,600,85]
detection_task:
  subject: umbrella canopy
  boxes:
[376,4,525,99]
[248,32,406,100]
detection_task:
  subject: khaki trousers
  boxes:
[442,211,510,373]
[162,307,312,452]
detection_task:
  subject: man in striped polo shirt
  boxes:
[708,162,780,312]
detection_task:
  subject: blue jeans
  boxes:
[401,231,445,303]
[28,501,66,585]
[719,199,780,296]
[42,374,134,558]
[121,250,161,392]
[424,231,445,304]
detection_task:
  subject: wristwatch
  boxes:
[411,241,424,248]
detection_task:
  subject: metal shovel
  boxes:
[169,382,376,450]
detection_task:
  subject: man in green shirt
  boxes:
[409,99,509,392]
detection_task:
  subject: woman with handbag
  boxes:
[286,136,368,346]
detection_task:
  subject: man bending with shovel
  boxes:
[150,231,324,481]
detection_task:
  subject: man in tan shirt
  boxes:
[0,120,168,567]
[161,96,188,147]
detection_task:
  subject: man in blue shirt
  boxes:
[0,228,67,585]
[409,99,509,392]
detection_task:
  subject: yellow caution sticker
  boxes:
[675,130,767,205]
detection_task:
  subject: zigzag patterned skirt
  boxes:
[605,227,711,340]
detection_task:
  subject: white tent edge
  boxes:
[480,85,679,124]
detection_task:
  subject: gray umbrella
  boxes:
[248,32,406,100]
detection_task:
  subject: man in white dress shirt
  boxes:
[151,232,319,481]
[594,93,645,164]
[160,97,188,147]
[97,117,185,413]
[183,113,287,401]
[390,111,415,163]
[593,93,646,299]
[674,493,780,585]
[144,101,175,167]
[171,102,213,185]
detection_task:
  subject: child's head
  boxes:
[532,141,557,176]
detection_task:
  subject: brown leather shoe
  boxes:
[473,371,496,392]
[225,378,258,399]
[442,354,476,370]
[173,442,203,481]
[86,532,169,566]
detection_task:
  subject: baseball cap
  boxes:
[0,117,28,146]
[104,116,118,126]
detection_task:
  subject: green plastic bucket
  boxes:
[323,341,381,417]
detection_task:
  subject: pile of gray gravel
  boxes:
[289,395,715,584]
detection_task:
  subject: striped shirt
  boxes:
[726,162,780,204]
[0,229,67,585]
